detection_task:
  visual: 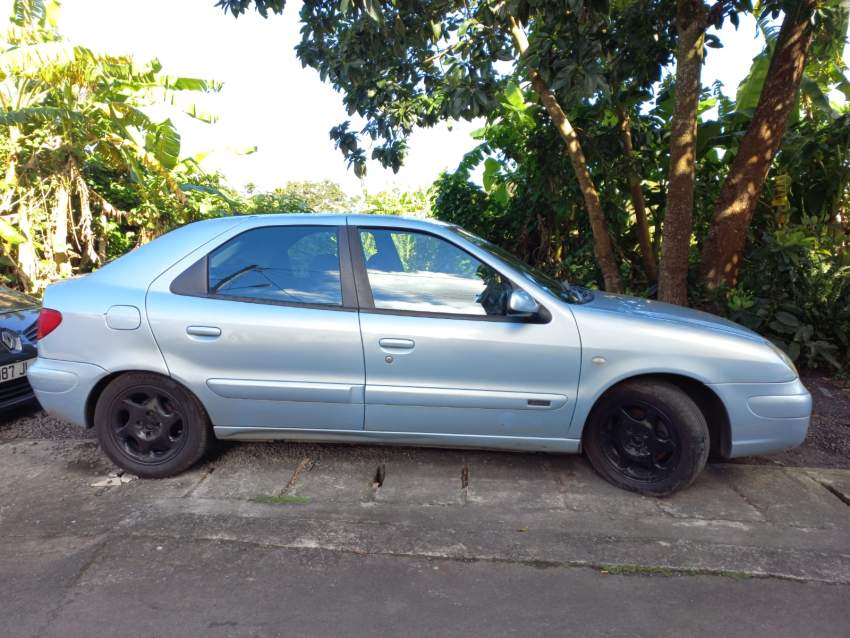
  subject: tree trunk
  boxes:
[658,0,706,305]
[52,176,72,278]
[700,0,816,289]
[616,104,657,281]
[508,17,623,293]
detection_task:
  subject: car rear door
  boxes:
[146,220,365,433]
[351,223,581,440]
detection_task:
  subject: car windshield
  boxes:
[451,226,593,304]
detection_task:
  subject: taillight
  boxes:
[37,308,63,339]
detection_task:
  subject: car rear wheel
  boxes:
[583,380,709,496]
[94,373,211,478]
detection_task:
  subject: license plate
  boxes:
[0,358,34,384]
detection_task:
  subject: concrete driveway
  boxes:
[2,417,850,637]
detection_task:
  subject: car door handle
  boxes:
[378,338,415,350]
[186,325,221,338]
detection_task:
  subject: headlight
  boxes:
[768,341,798,377]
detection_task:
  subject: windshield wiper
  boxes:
[560,281,594,304]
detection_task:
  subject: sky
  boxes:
[13,1,850,195]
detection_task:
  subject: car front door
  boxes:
[352,224,581,440]
[146,222,365,433]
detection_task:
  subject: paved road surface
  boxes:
[2,434,849,637]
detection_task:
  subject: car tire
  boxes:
[94,372,211,478]
[583,380,709,496]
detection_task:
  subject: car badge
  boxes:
[0,328,22,353]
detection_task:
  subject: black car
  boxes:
[0,285,40,411]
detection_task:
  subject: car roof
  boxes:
[199,213,451,228]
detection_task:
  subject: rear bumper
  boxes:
[28,358,108,428]
[708,378,811,458]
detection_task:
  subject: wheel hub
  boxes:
[599,399,681,483]
[110,387,186,464]
[620,429,649,457]
[135,416,161,440]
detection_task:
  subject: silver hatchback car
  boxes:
[29,214,811,495]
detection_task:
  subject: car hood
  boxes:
[584,292,765,343]
[0,286,39,313]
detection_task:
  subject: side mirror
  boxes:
[508,289,540,316]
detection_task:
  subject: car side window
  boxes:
[209,226,342,306]
[359,228,511,316]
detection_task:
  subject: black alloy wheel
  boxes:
[597,399,681,484]
[583,380,709,496]
[95,373,211,478]
[107,386,187,465]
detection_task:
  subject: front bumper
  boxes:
[28,358,108,428]
[708,378,811,458]
[0,377,36,411]
[0,346,39,411]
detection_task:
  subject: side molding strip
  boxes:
[365,385,568,410]
[207,379,364,404]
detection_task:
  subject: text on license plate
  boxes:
[0,358,35,383]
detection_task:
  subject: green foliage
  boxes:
[237,181,429,218]
[0,0,226,291]
[713,110,850,370]
[244,180,353,213]
[250,494,310,505]
[433,172,507,238]
[361,187,430,217]
[0,217,25,244]
[726,224,848,370]
[433,80,662,290]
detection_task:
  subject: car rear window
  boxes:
[208,226,342,306]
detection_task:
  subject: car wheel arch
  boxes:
[85,370,211,430]
[581,373,731,459]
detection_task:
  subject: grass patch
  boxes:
[598,563,753,580]
[251,494,311,505]
[600,564,676,577]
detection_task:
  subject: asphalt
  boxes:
[2,426,850,637]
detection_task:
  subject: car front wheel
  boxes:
[94,372,211,478]
[583,380,709,496]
